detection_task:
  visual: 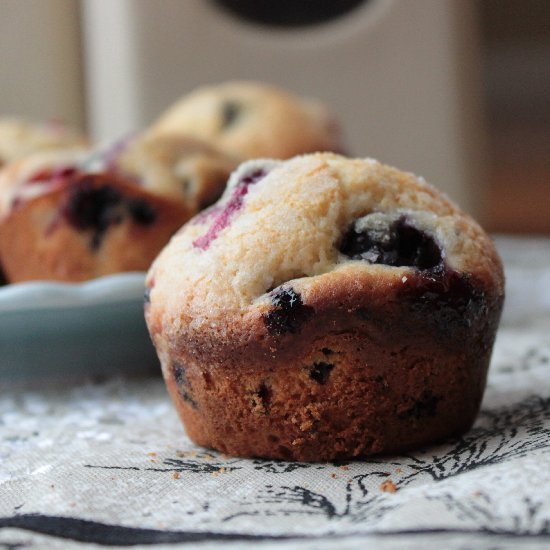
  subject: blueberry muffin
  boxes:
[115,133,237,210]
[145,153,504,461]
[0,133,236,282]
[150,81,343,161]
[0,118,87,168]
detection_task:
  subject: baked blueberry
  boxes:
[309,362,334,385]
[171,361,197,408]
[264,287,314,335]
[340,215,442,270]
[220,101,242,130]
[127,198,157,226]
[64,180,123,249]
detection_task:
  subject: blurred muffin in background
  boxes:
[0,118,88,168]
[0,133,236,283]
[0,81,344,284]
[150,81,343,161]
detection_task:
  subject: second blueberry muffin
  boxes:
[150,81,343,160]
[0,134,236,282]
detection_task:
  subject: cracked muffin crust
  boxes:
[150,81,343,161]
[145,153,505,461]
[0,133,236,282]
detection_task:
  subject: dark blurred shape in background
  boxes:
[212,0,369,28]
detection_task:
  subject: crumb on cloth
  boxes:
[380,480,397,493]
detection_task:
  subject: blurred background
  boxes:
[1,0,548,232]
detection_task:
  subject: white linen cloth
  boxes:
[1,236,550,549]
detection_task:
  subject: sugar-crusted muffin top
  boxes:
[147,153,504,337]
[0,133,236,220]
[0,118,87,167]
[150,81,342,160]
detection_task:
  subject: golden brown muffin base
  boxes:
[149,267,502,462]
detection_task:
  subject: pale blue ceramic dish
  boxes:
[0,273,159,378]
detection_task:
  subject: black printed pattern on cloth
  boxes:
[2,330,550,547]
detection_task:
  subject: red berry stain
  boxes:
[26,166,78,185]
[16,165,79,214]
[193,169,266,250]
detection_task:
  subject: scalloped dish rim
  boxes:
[0,272,146,313]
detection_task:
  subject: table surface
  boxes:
[1,236,550,550]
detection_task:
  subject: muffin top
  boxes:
[0,118,87,168]
[146,153,504,341]
[150,81,342,160]
[0,133,236,220]
[117,133,236,207]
